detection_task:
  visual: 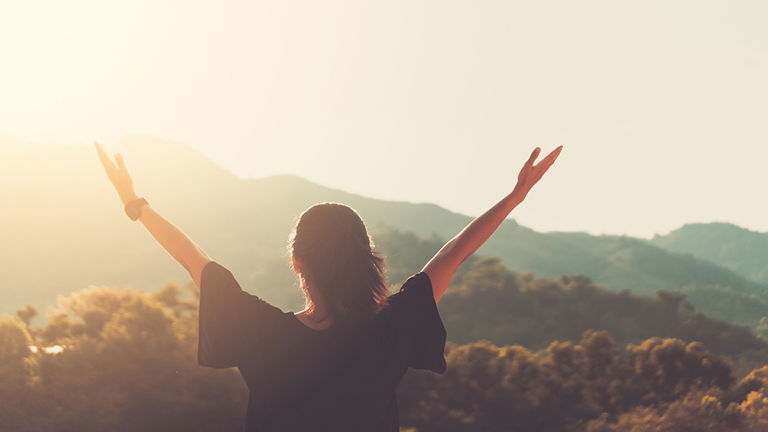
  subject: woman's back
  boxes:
[197,261,446,432]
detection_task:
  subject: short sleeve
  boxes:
[197,261,286,368]
[391,272,447,374]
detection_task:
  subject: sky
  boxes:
[1,0,766,237]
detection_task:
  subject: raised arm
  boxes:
[422,146,562,303]
[95,143,212,287]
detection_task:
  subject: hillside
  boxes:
[439,256,768,362]
[2,137,767,327]
[652,222,768,285]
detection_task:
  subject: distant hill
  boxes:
[439,256,768,362]
[652,222,768,285]
[2,137,767,328]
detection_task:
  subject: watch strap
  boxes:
[125,197,149,221]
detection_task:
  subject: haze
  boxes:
[2,1,766,237]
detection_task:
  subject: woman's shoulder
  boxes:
[386,272,433,305]
[382,271,447,373]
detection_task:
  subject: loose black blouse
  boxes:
[197,261,447,431]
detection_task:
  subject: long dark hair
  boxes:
[288,202,389,324]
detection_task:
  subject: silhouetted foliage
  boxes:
[398,332,766,432]
[15,304,36,326]
[2,286,245,432]
[3,257,768,430]
[439,257,768,363]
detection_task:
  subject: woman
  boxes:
[96,143,562,431]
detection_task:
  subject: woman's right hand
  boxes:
[512,146,563,201]
[95,142,139,205]
[422,145,564,302]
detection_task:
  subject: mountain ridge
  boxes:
[652,222,768,285]
[2,137,766,328]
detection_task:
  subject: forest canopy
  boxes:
[4,258,768,431]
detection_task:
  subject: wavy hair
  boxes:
[288,202,389,324]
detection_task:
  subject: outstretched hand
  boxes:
[513,146,563,199]
[95,142,138,205]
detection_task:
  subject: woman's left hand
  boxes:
[512,145,563,200]
[95,142,139,205]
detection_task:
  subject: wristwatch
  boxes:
[125,197,149,221]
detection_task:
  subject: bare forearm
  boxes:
[137,205,211,282]
[440,189,525,265]
[95,144,212,286]
[421,146,561,303]
[422,188,527,302]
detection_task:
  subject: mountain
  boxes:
[439,256,768,361]
[2,136,767,328]
[652,222,768,285]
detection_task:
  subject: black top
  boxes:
[197,261,447,432]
